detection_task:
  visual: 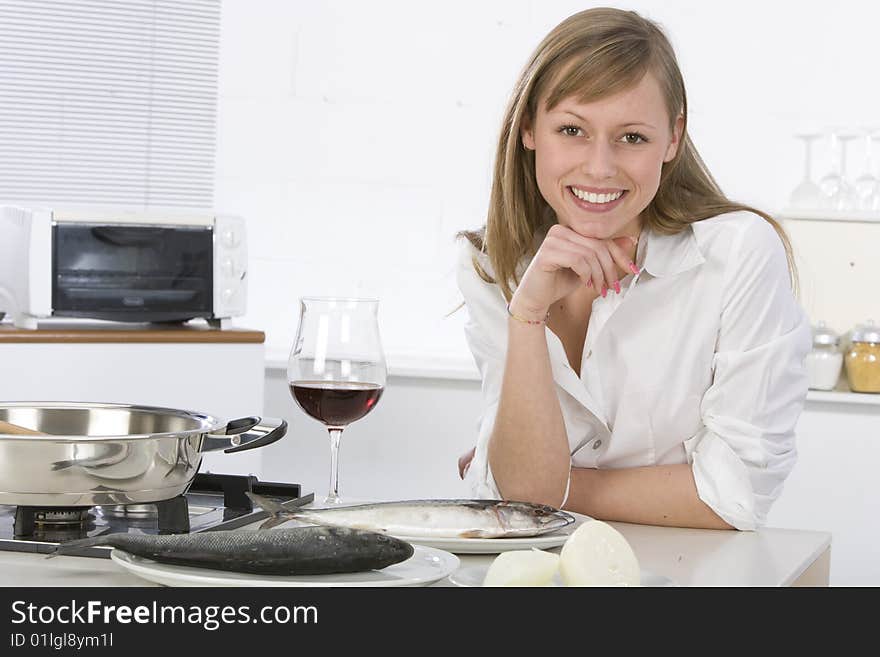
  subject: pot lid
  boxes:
[851,320,880,344]
[812,320,839,346]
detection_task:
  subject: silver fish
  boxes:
[49,526,414,575]
[248,493,575,539]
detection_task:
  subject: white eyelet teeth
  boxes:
[571,188,624,204]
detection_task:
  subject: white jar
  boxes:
[806,321,843,391]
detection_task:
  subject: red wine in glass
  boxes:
[288,297,387,505]
[290,381,384,427]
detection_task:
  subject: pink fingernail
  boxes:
[613,280,621,294]
[629,262,640,275]
[601,284,607,298]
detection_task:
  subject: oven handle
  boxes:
[91,226,169,246]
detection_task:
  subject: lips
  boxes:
[567,186,628,213]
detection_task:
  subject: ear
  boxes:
[663,114,684,162]
[521,115,536,151]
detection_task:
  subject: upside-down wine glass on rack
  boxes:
[789,132,823,210]
[854,128,880,212]
[819,130,859,212]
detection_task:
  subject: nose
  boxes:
[580,141,618,180]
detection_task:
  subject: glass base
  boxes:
[322,493,345,506]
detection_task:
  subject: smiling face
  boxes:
[521,72,683,241]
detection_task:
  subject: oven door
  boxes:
[51,223,214,322]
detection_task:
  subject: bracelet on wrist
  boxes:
[506,302,550,326]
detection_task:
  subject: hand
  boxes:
[458,446,476,480]
[509,225,638,320]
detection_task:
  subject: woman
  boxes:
[456,8,811,531]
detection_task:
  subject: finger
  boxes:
[552,240,600,289]
[584,250,605,292]
[458,447,476,479]
[607,237,640,277]
[589,246,618,295]
[552,227,618,292]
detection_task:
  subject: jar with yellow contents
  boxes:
[844,320,880,393]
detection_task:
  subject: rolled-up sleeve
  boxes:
[683,218,812,530]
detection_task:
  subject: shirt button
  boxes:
[592,439,602,450]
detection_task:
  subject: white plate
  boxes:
[109,544,459,587]
[448,564,677,587]
[391,513,589,554]
[393,531,574,554]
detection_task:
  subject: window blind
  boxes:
[0,0,220,210]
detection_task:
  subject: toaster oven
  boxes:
[0,206,247,329]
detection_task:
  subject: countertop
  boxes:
[0,516,831,587]
[0,322,264,343]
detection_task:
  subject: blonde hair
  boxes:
[459,7,798,301]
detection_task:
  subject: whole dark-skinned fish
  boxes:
[49,526,414,575]
[248,493,575,539]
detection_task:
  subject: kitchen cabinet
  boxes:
[779,213,880,344]
[0,322,268,478]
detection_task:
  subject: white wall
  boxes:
[213,1,880,586]
[215,0,880,364]
[259,370,481,502]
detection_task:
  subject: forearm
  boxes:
[566,464,734,530]
[488,317,570,506]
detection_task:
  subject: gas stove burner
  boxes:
[33,507,94,527]
[13,506,96,538]
[0,473,310,557]
[27,525,95,543]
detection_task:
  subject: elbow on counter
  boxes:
[497,484,567,510]
[479,433,570,508]
[491,465,569,509]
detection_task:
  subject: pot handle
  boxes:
[201,416,288,454]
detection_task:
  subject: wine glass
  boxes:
[854,129,880,211]
[789,133,823,210]
[288,297,387,506]
[819,130,858,212]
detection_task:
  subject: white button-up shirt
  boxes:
[457,211,812,530]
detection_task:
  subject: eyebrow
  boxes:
[560,110,657,131]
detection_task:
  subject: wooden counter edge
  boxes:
[0,327,265,344]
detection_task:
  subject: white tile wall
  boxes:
[215,0,880,364]
[212,2,880,583]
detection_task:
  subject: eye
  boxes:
[558,124,583,137]
[621,132,648,145]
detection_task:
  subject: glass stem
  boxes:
[327,427,344,504]
[804,140,813,181]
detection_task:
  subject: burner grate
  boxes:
[0,473,310,557]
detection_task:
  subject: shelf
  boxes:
[264,347,480,382]
[778,209,880,224]
[805,388,880,406]
[265,347,880,403]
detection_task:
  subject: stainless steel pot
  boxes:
[0,402,287,506]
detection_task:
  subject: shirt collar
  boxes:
[637,223,706,278]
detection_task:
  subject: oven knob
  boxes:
[222,229,239,247]
[221,257,235,277]
[222,288,236,304]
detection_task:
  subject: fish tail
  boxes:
[258,516,291,530]
[246,491,288,515]
[247,492,310,530]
